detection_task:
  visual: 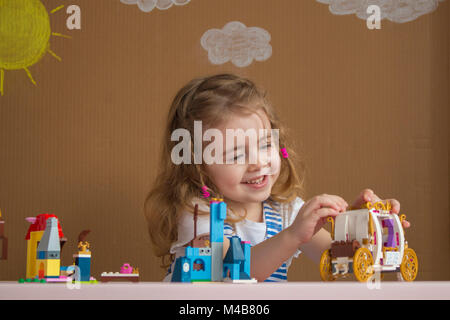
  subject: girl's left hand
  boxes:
[350,188,410,229]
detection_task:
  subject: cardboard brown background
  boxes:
[0,0,448,281]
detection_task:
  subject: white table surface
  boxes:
[0,281,449,300]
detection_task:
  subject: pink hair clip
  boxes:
[201,186,210,198]
[281,148,289,158]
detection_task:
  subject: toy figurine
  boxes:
[77,229,91,255]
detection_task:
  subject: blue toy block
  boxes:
[210,201,226,243]
[74,255,91,282]
[172,246,212,282]
[187,247,212,282]
[223,236,252,281]
[171,256,192,282]
[224,236,245,263]
[210,200,226,282]
[240,241,251,278]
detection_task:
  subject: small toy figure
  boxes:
[77,229,91,255]
[319,201,418,282]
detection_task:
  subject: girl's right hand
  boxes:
[288,194,348,245]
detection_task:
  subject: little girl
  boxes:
[144,73,408,282]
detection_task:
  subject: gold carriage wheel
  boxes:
[400,248,418,281]
[319,249,335,281]
[353,247,374,282]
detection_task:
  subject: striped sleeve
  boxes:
[224,222,234,239]
[265,263,288,282]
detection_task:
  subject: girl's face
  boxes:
[203,108,281,206]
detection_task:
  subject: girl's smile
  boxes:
[241,174,269,189]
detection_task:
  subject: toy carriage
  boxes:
[319,201,418,282]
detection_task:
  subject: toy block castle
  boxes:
[171,199,256,283]
[25,214,66,280]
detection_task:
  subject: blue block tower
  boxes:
[73,254,91,282]
[210,198,226,282]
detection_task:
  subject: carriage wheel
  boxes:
[319,249,335,281]
[400,248,418,281]
[353,248,374,282]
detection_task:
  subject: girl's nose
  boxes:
[247,148,270,169]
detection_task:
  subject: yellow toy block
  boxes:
[26,230,44,279]
[36,259,60,278]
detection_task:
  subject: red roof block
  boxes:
[25,214,64,240]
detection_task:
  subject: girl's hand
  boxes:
[288,194,348,245]
[351,188,410,229]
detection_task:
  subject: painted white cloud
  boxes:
[120,0,191,12]
[316,0,445,23]
[201,21,272,68]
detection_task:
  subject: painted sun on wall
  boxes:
[0,0,78,96]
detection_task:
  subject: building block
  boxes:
[37,218,61,260]
[73,254,91,282]
[223,236,254,281]
[240,241,251,278]
[35,217,61,278]
[26,230,44,279]
[223,236,245,280]
[210,199,226,282]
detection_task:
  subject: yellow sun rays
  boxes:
[0,0,71,96]
[50,4,65,14]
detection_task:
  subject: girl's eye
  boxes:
[225,153,243,162]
